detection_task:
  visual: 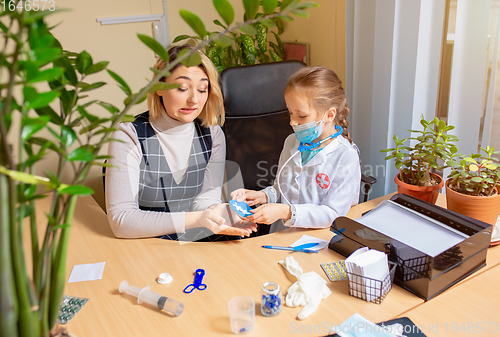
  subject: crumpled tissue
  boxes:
[279,256,332,320]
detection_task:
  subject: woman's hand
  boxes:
[230,189,268,206]
[204,203,258,237]
[244,203,291,225]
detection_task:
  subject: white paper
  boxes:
[289,235,329,251]
[345,248,369,300]
[333,313,398,337]
[68,262,105,283]
[356,201,466,257]
[351,251,389,302]
[345,249,390,302]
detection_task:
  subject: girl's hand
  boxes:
[205,203,258,237]
[230,189,268,206]
[244,203,291,225]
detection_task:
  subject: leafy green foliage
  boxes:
[0,10,158,337]
[381,116,459,186]
[180,10,208,38]
[263,0,279,14]
[178,48,203,67]
[447,146,500,196]
[137,34,170,62]
[213,0,235,25]
[174,0,317,72]
[243,0,260,19]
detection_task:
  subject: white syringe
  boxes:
[119,281,184,316]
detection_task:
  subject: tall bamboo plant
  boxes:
[0,1,316,336]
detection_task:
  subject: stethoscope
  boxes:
[277,125,343,205]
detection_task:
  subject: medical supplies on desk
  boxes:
[328,193,492,300]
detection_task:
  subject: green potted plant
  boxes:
[173,1,317,72]
[446,146,500,228]
[381,116,459,204]
[0,1,316,336]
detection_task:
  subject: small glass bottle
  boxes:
[261,282,282,317]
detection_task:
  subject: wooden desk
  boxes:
[398,264,500,336]
[32,193,499,336]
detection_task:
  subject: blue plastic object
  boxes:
[297,125,343,152]
[183,269,207,293]
[261,242,320,253]
[229,200,253,218]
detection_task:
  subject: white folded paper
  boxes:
[68,262,105,283]
[279,256,332,320]
[345,248,390,302]
[333,313,402,337]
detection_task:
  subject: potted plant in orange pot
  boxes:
[381,116,458,204]
[446,146,500,231]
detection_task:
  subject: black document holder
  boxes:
[329,194,492,300]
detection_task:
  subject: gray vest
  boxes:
[132,111,212,213]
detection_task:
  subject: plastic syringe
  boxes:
[119,281,184,316]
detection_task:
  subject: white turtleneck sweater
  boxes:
[105,112,226,238]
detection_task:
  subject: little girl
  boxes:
[231,66,361,232]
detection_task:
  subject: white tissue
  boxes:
[279,256,332,320]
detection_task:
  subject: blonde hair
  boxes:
[147,44,225,127]
[285,66,352,143]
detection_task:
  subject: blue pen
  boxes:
[261,245,319,253]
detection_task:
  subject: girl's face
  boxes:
[285,89,322,127]
[157,65,209,124]
[285,88,337,141]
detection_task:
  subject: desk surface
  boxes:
[33,193,499,336]
[399,264,500,336]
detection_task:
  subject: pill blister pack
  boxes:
[320,260,348,282]
[57,295,88,324]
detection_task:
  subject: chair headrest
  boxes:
[221,61,306,117]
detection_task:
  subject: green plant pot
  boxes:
[445,179,500,230]
[394,173,443,204]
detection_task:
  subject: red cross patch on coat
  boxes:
[316,173,330,189]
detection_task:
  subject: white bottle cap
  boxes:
[157,273,173,284]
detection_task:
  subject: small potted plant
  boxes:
[381,116,458,204]
[446,146,500,228]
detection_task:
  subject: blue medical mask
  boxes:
[277,124,344,204]
[292,117,325,144]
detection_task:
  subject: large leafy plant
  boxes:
[0,1,315,336]
[174,1,318,72]
[447,146,500,196]
[381,116,459,186]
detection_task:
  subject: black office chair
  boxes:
[221,61,305,194]
[221,62,377,236]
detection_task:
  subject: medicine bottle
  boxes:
[261,282,281,317]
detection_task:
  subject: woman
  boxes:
[106,45,256,240]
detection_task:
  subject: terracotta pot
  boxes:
[445,179,500,228]
[394,172,444,204]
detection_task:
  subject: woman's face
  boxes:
[157,65,209,124]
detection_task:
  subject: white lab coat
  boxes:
[264,134,361,232]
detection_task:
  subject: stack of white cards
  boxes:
[345,247,390,302]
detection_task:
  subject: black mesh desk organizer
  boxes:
[346,262,396,304]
